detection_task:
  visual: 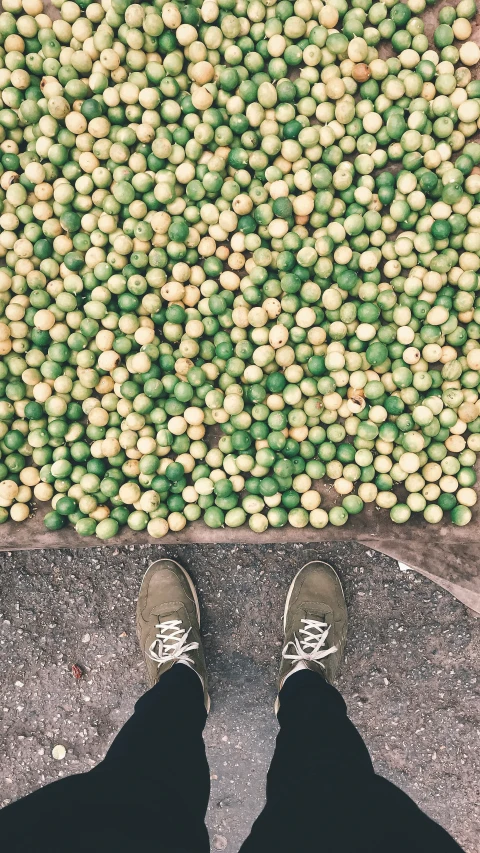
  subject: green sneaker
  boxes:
[136,559,210,711]
[276,561,347,711]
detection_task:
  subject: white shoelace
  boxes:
[148,619,199,667]
[282,618,337,668]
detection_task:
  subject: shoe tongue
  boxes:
[298,607,333,649]
[154,615,187,649]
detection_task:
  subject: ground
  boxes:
[0,542,478,852]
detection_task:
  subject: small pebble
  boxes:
[52,745,66,761]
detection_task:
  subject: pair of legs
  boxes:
[0,559,465,853]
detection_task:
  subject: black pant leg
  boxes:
[240,669,464,853]
[0,664,210,853]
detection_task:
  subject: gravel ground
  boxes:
[0,542,478,851]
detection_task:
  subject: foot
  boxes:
[136,559,210,711]
[276,561,347,711]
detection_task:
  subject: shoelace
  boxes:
[148,619,199,667]
[282,618,337,668]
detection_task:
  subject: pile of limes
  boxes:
[0,0,479,538]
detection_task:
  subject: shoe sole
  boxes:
[136,559,211,712]
[275,561,345,716]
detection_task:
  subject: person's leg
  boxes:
[241,669,464,853]
[0,560,211,853]
[240,562,465,853]
[0,665,209,853]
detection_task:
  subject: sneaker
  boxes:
[276,561,347,711]
[136,559,210,711]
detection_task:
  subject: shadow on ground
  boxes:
[0,542,478,851]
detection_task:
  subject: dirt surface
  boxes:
[0,542,478,851]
